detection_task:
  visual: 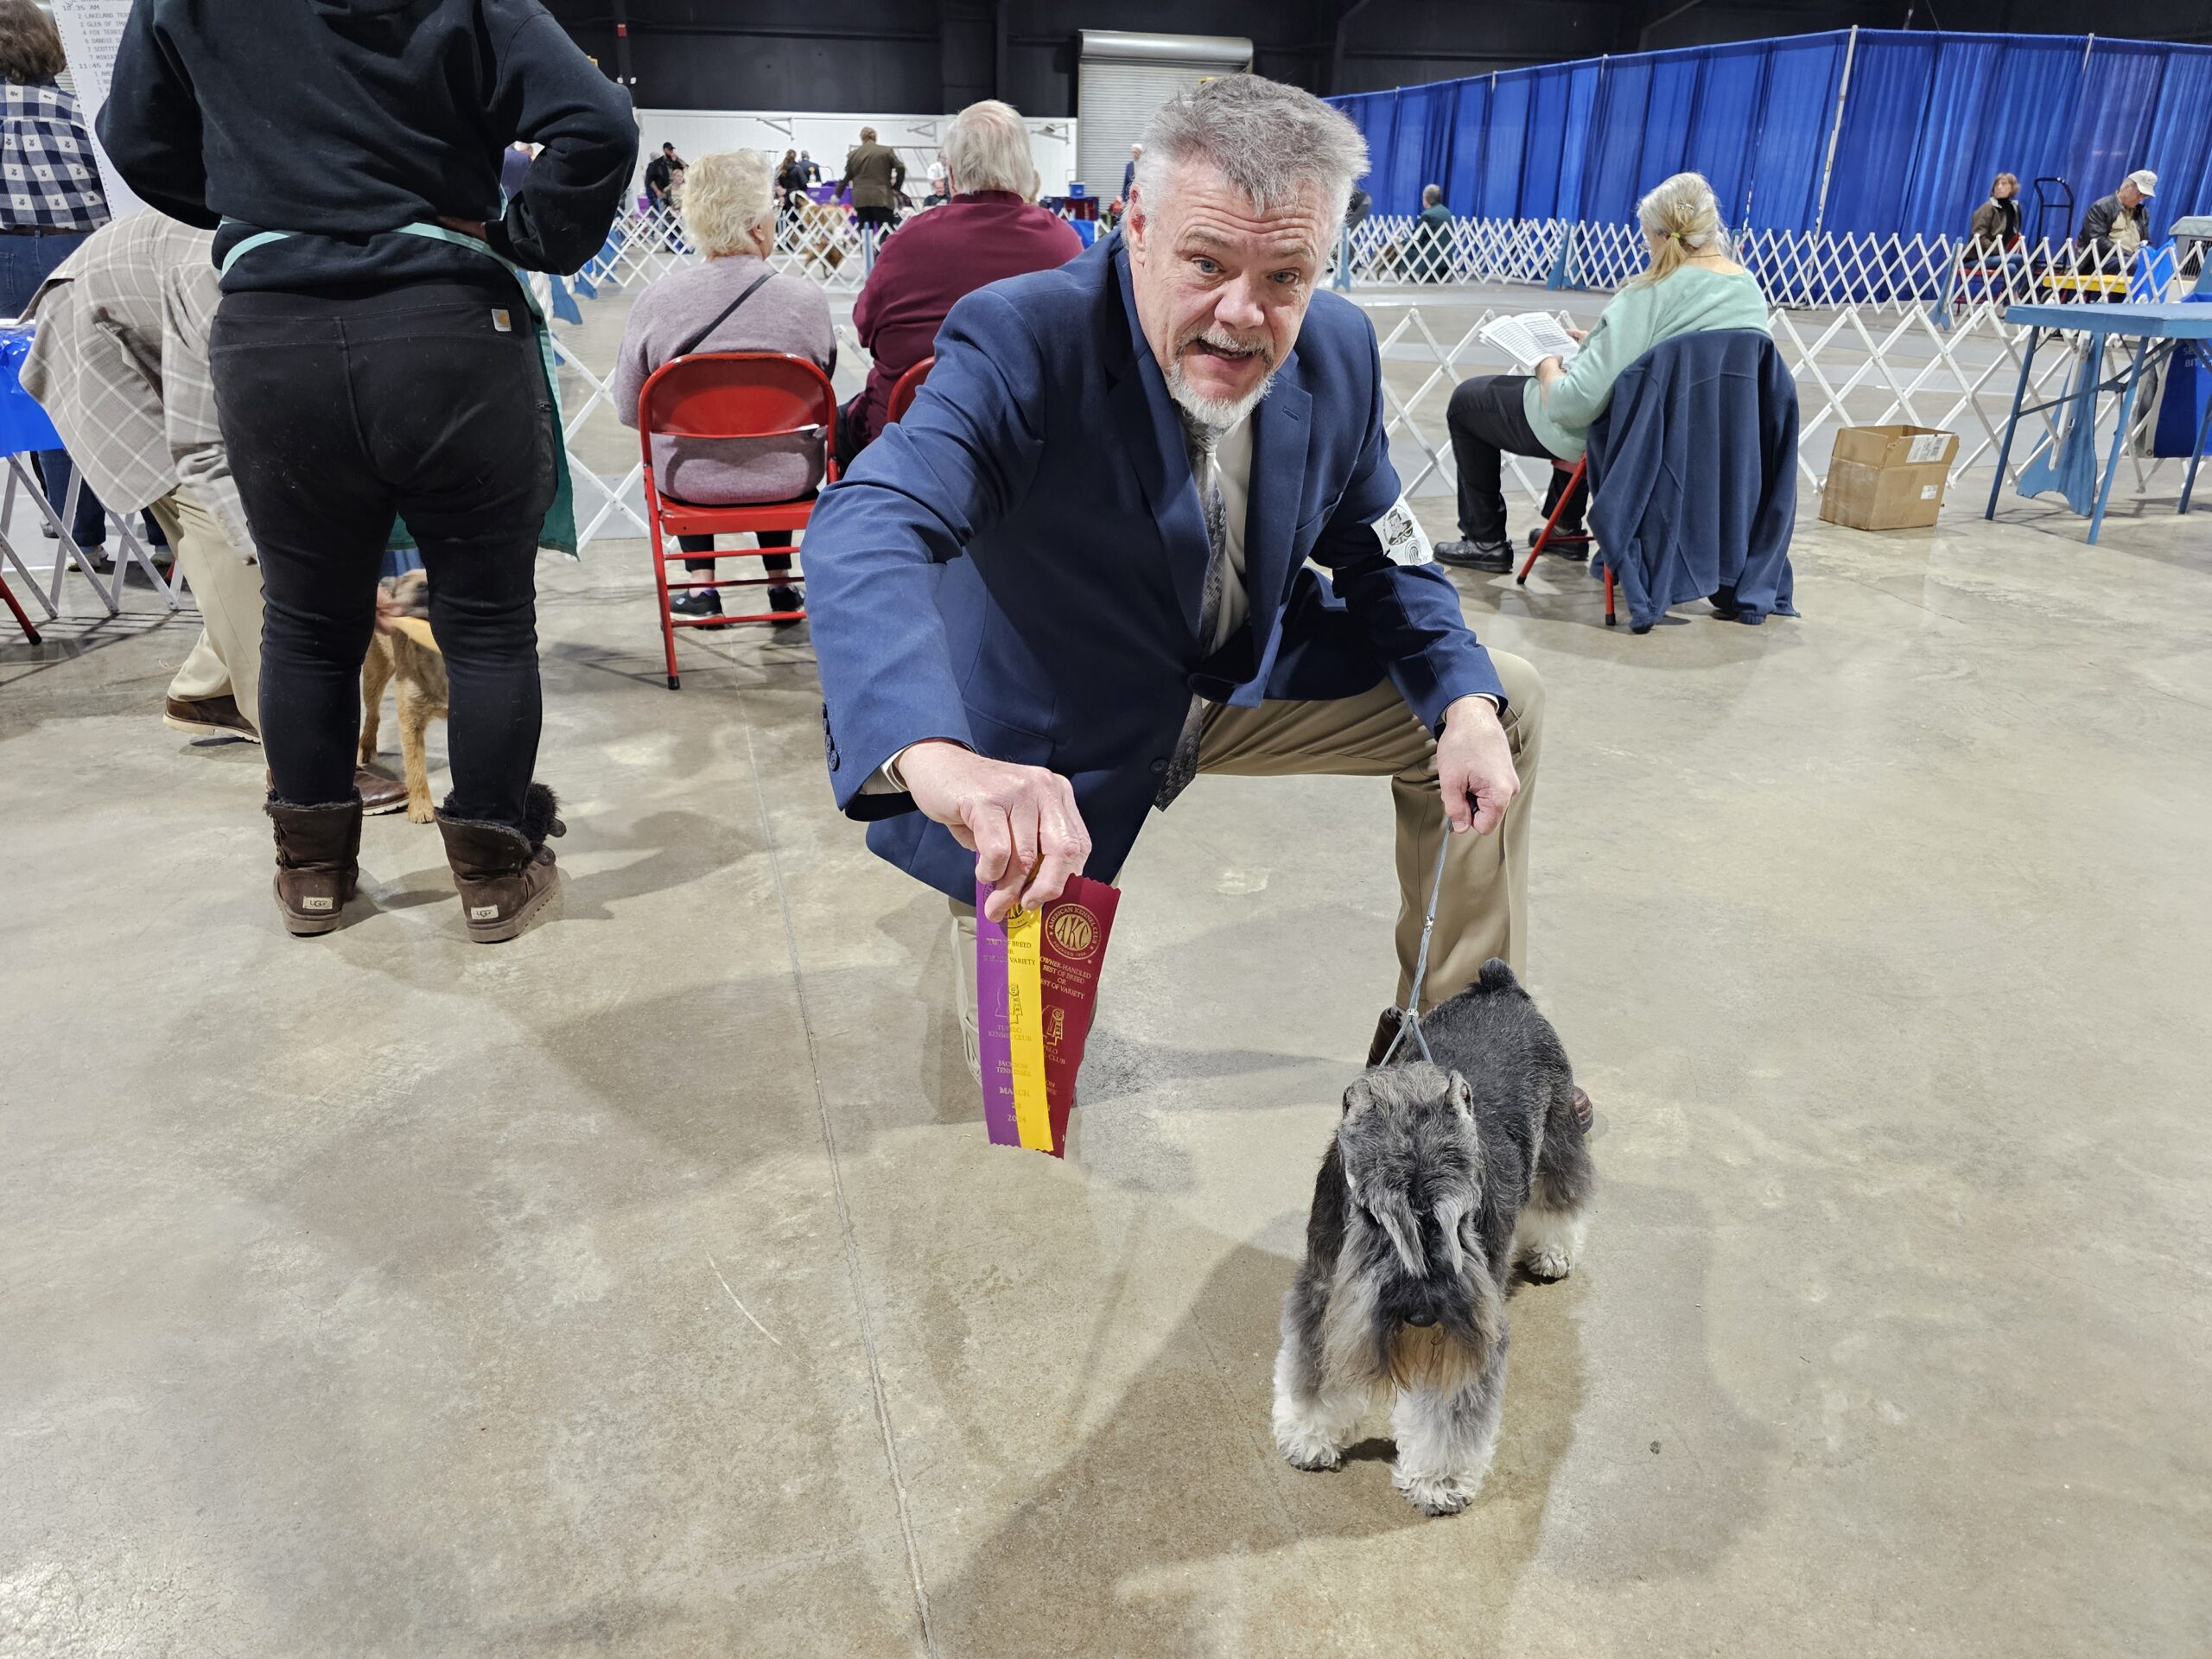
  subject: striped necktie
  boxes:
[1154,418,1229,810]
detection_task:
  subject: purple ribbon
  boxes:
[975,883,1020,1146]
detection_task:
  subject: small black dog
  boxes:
[1272,959,1594,1515]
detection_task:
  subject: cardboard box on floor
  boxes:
[1820,425,1961,531]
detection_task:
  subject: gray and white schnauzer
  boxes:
[1272,959,1594,1516]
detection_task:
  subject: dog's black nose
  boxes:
[1404,1312,1437,1328]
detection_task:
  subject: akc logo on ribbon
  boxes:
[1046,903,1102,960]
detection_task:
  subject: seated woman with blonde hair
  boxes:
[1437,172,1769,570]
[614,149,835,623]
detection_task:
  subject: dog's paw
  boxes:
[1274,1424,1346,1472]
[406,799,437,825]
[1513,1210,1587,1283]
[1519,1245,1574,1282]
[1393,1466,1479,1516]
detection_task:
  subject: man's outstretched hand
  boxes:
[897,741,1092,923]
[1435,695,1519,835]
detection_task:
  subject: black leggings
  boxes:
[680,530,794,577]
[210,278,555,827]
[1446,372,1584,544]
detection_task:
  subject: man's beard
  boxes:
[1163,326,1278,429]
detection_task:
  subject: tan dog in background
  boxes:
[360,569,449,823]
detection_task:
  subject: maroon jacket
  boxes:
[851,189,1081,444]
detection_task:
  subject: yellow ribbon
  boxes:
[1003,906,1052,1151]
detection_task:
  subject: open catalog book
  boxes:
[1478,313,1581,370]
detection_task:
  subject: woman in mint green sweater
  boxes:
[1436,172,1771,571]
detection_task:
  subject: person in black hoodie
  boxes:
[99,0,637,944]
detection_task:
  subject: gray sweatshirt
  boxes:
[613,254,837,504]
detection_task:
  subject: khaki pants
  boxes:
[150,490,263,719]
[950,650,1544,1064]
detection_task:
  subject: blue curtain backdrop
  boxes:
[2063,41,2167,228]
[1890,36,2006,240]
[1479,72,1530,219]
[2139,48,2212,235]
[1581,55,1654,227]
[1442,74,1491,217]
[1819,33,1940,234]
[1682,44,1768,226]
[1741,35,1850,230]
[1514,60,1603,222]
[1332,30,2212,242]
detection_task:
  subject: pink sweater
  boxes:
[613,255,837,504]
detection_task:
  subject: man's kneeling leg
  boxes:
[1198,651,1543,1010]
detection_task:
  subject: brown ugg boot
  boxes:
[435,782,564,944]
[267,797,363,936]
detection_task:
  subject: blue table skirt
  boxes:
[0,327,61,455]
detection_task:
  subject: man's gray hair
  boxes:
[1134,73,1368,226]
[941,99,1036,197]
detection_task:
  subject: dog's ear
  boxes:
[1341,1073,1380,1118]
[1476,958,1519,995]
[1447,1071,1474,1121]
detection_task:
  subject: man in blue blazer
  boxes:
[804,76,1543,1066]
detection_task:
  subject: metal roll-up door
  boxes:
[1077,30,1252,201]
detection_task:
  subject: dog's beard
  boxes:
[1163,326,1277,430]
[1386,1321,1488,1395]
[1319,1231,1504,1395]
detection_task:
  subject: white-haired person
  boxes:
[613,150,836,625]
[2076,168,2155,276]
[841,98,1079,461]
[1436,170,1769,571]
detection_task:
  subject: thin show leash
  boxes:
[1376,823,1452,1068]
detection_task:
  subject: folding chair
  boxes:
[0,569,36,644]
[637,352,839,690]
[1514,456,1615,627]
[887,354,934,423]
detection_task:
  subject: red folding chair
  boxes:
[1514,455,1614,627]
[0,570,37,645]
[887,354,934,423]
[637,352,839,689]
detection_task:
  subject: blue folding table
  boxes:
[1986,302,2212,544]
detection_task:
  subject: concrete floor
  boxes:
[5,473,2211,1655]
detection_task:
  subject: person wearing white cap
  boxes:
[2078,169,2156,275]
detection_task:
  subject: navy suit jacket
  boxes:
[1586,330,1798,631]
[804,234,1506,901]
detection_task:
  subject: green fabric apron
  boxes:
[218,222,579,557]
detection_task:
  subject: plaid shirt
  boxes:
[2,83,110,233]
[17,214,251,557]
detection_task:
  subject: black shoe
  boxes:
[1434,537,1514,573]
[767,584,804,625]
[1529,524,1590,561]
[671,588,734,630]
